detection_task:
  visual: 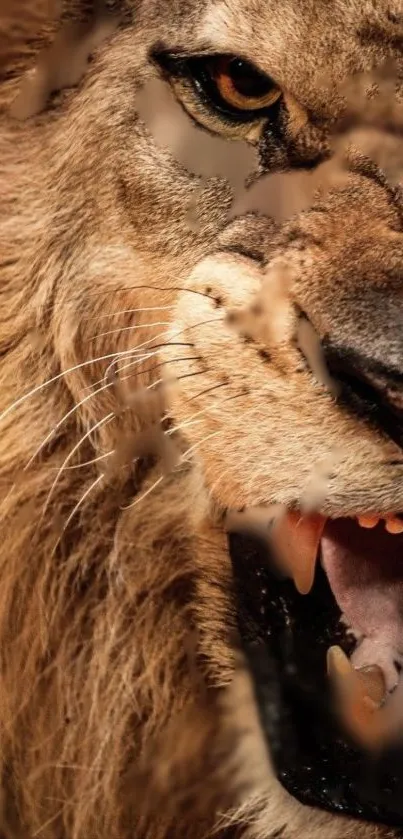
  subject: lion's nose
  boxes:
[322,341,403,449]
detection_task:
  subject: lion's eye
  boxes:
[200,56,281,115]
[156,52,282,124]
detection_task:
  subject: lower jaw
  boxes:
[229,530,403,828]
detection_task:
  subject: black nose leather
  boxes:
[322,342,403,449]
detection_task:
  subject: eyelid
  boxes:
[152,50,282,130]
[153,52,188,76]
[154,49,273,84]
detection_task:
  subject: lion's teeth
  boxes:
[327,646,392,749]
[385,517,403,535]
[270,511,326,595]
[327,646,381,747]
[356,515,403,534]
[225,508,325,596]
[357,515,380,529]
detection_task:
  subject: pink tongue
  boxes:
[321,519,403,691]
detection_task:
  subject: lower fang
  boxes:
[327,646,385,748]
[327,647,403,750]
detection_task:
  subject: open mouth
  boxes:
[228,509,403,827]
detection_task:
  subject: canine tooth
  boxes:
[327,646,382,747]
[327,647,401,749]
[385,518,403,535]
[270,511,326,595]
[357,515,380,529]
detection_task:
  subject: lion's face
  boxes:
[131,0,403,831]
[2,0,403,837]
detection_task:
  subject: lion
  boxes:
[0,1,403,837]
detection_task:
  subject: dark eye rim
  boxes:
[153,50,282,124]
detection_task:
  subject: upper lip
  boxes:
[323,341,403,450]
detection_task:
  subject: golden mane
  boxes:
[1,4,401,838]
[0,5,239,837]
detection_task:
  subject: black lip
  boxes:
[229,531,403,828]
[322,342,403,450]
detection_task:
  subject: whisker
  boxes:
[0,378,115,514]
[177,371,206,383]
[96,317,220,388]
[39,413,114,526]
[61,377,167,482]
[53,473,104,554]
[25,381,114,473]
[102,313,221,396]
[89,351,157,392]
[120,474,165,512]
[53,381,246,523]
[90,343,195,391]
[88,321,172,342]
[19,450,115,474]
[64,450,114,470]
[87,305,176,321]
[0,348,146,427]
[180,429,222,462]
[165,389,248,436]
[0,328,190,428]
[166,418,203,435]
[1,317,221,431]
[38,286,216,317]
[188,381,229,402]
[102,317,222,370]
[84,285,217,303]
[98,319,222,381]
[118,355,202,384]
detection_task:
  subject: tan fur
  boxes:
[0,1,402,837]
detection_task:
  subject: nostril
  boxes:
[322,341,403,449]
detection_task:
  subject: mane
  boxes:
[0,6,238,837]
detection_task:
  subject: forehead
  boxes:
[148,0,397,111]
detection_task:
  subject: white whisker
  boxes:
[180,429,222,462]
[88,321,172,342]
[87,306,175,321]
[53,473,104,554]
[86,351,157,392]
[166,418,203,435]
[0,317,223,429]
[25,381,114,473]
[64,450,114,470]
[39,413,114,526]
[97,326,191,385]
[0,349,141,426]
[106,350,163,383]
[118,354,201,386]
[120,475,165,512]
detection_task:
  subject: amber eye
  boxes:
[154,51,282,124]
[208,56,281,112]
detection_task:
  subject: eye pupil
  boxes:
[226,58,274,99]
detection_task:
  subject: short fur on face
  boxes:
[0,1,402,837]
